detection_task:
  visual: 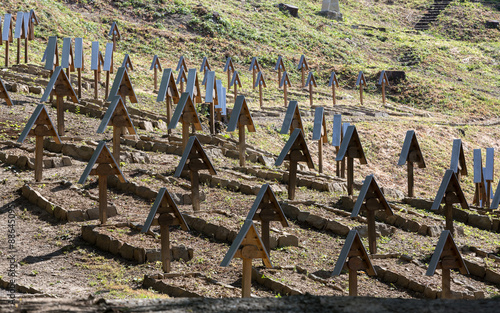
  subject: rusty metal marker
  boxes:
[450,139,467,180]
[297,55,309,88]
[280,100,304,135]
[351,174,393,254]
[0,76,12,105]
[356,71,367,105]
[275,56,286,87]
[329,72,340,106]
[398,130,426,197]
[279,71,291,107]
[220,220,272,298]
[78,141,126,224]
[150,55,162,92]
[224,57,235,92]
[249,57,261,90]
[227,95,256,167]
[378,70,390,105]
[473,149,486,208]
[305,72,317,107]
[332,229,376,296]
[312,107,327,173]
[2,14,13,67]
[275,128,314,200]
[168,92,202,149]
[17,104,61,182]
[335,125,367,196]
[141,187,189,273]
[426,230,468,299]
[254,71,266,108]
[431,169,469,235]
[230,70,242,103]
[174,136,216,212]
[109,22,120,52]
[157,68,180,135]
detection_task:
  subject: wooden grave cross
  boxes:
[254,71,266,108]
[78,141,126,224]
[249,57,261,90]
[90,41,103,100]
[168,92,202,149]
[224,57,235,91]
[227,95,256,167]
[41,66,79,136]
[426,230,468,299]
[335,125,367,196]
[275,56,286,87]
[150,55,162,92]
[200,57,211,77]
[275,128,315,200]
[74,38,84,99]
[488,167,500,210]
[176,56,188,92]
[107,66,138,106]
[356,71,367,105]
[17,104,61,182]
[279,71,291,107]
[431,169,469,235]
[220,220,272,298]
[230,71,242,103]
[97,95,137,162]
[312,107,328,173]
[61,38,75,88]
[332,230,376,296]
[176,69,187,93]
[397,130,426,198]
[26,11,39,61]
[280,100,304,135]
[351,174,394,254]
[42,36,59,73]
[141,187,189,273]
[103,43,114,100]
[473,149,486,208]
[245,183,289,254]
[332,114,346,178]
[108,22,120,52]
[14,12,28,65]
[121,54,133,72]
[297,55,309,88]
[378,70,390,105]
[484,148,494,207]
[305,72,317,107]
[157,68,180,135]
[185,68,202,104]
[329,72,340,106]
[203,71,217,134]
[2,14,13,67]
[450,138,467,180]
[214,80,227,122]
[174,136,216,212]
[0,76,13,106]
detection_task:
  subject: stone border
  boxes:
[0,142,72,171]
[252,268,303,296]
[0,276,45,295]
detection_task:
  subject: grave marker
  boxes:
[200,57,211,76]
[176,69,187,93]
[312,107,328,173]
[224,57,235,92]
[431,169,469,235]
[168,92,202,149]
[275,128,314,200]
[203,71,217,134]
[220,220,272,298]
[174,136,216,211]
[74,38,84,99]
[275,56,286,87]
[297,55,309,88]
[279,71,291,107]
[356,71,367,105]
[305,72,317,107]
[121,54,133,72]
[426,230,468,299]
[41,66,79,136]
[0,76,12,106]
[108,22,120,52]
[61,38,75,85]
[397,130,426,197]
[230,71,242,103]
[473,149,486,208]
[331,114,345,178]
[254,71,266,108]
[335,125,367,196]
[227,95,256,167]
[157,68,180,135]
[23,11,37,63]
[2,14,13,67]
[249,57,261,90]
[150,55,162,92]
[351,175,393,254]
[329,72,340,106]
[42,36,58,72]
[215,80,227,120]
[103,43,114,100]
[17,104,61,182]
[485,148,494,207]
[107,66,138,105]
[185,68,202,104]
[141,187,189,273]
[14,12,27,65]
[90,41,103,100]
[378,70,390,105]
[332,230,376,296]
[280,100,304,135]
[450,139,467,179]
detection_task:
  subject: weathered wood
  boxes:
[408,161,414,197]
[94,70,98,100]
[35,134,43,182]
[284,83,287,107]
[242,257,252,298]
[288,157,298,200]
[182,123,189,150]
[348,268,357,297]
[190,170,200,212]
[347,157,353,196]
[159,213,172,273]
[210,102,215,135]
[56,96,64,136]
[367,209,376,254]
[318,136,323,173]
[98,174,108,224]
[113,126,121,163]
[239,125,246,167]
[444,201,454,235]
[441,267,451,299]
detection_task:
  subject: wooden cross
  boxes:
[41,66,79,136]
[245,183,289,254]
[14,12,27,65]
[275,128,315,200]
[103,43,114,100]
[61,38,75,94]
[90,41,103,100]
[203,71,217,135]
[185,68,202,104]
[312,107,328,173]
[97,95,136,162]
[200,56,211,76]
[450,139,467,180]
[378,70,390,105]
[484,148,494,208]
[0,76,12,105]
[17,104,61,182]
[168,92,202,149]
[473,149,486,208]
[42,36,59,72]
[280,100,304,135]
[332,114,346,178]
[426,230,469,299]
[176,69,187,93]
[227,95,256,167]
[431,169,469,235]
[356,71,367,105]
[78,141,126,224]
[107,66,138,105]
[329,72,340,106]
[224,57,235,92]
[74,38,84,99]
[176,56,188,92]
[108,22,120,52]
[275,56,286,88]
[297,55,309,88]
[141,187,190,273]
[254,71,266,108]
[174,136,216,212]
[157,68,180,135]
[279,71,291,107]
[305,72,317,107]
[249,57,261,90]
[335,125,367,196]
[2,14,13,67]
[25,10,38,63]
[150,55,162,92]
[230,71,242,104]
[220,220,273,298]
[214,80,227,123]
[332,230,376,296]
[351,175,394,254]
[397,130,426,198]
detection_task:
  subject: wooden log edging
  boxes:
[0,276,45,296]
[142,274,202,297]
[251,268,303,296]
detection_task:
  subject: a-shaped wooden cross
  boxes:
[305,72,317,107]
[254,71,266,109]
[61,38,75,100]
[227,95,256,167]
[141,187,190,273]
[176,56,188,92]
[297,55,309,88]
[185,68,202,105]
[332,230,376,296]
[157,68,180,135]
[351,174,394,254]
[332,114,347,178]
[109,22,120,52]
[107,66,138,106]
[312,107,328,173]
[484,148,494,208]
[378,70,390,105]
[245,183,289,253]
[0,76,13,105]
[275,56,286,87]
[473,149,486,208]
[215,80,227,122]
[426,230,469,299]
[2,14,13,67]
[280,71,291,107]
[224,57,235,91]
[78,141,126,224]
[168,92,202,149]
[41,66,79,136]
[203,71,217,134]
[97,95,136,162]
[42,36,59,74]
[121,54,133,72]
[176,70,187,93]
[397,130,426,198]
[14,12,27,65]
[249,57,261,90]
[25,10,38,63]
[74,38,84,99]
[356,71,367,105]
[275,128,315,200]
[200,56,211,77]
[280,100,304,135]
[230,71,242,104]
[431,169,469,235]
[450,139,467,180]
[103,43,114,100]
[220,220,273,298]
[90,41,104,100]
[174,136,216,212]
[17,104,61,182]
[150,55,162,92]
[329,72,340,106]
[335,125,367,196]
